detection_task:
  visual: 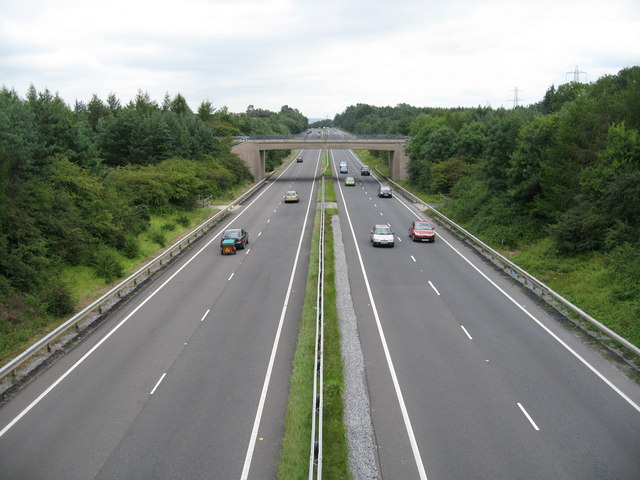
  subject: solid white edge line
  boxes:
[387,180,640,415]
[428,281,440,296]
[461,325,473,340]
[200,309,210,322]
[0,155,300,440]
[518,402,540,431]
[150,373,167,395]
[240,149,321,480]
[337,150,429,480]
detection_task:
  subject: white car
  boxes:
[370,224,395,247]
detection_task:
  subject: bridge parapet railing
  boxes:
[232,134,408,141]
[383,177,640,362]
[0,174,272,389]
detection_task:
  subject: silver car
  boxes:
[370,224,395,247]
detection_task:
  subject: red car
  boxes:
[409,221,435,242]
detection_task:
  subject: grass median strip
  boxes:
[278,173,350,478]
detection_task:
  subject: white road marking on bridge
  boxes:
[228,273,234,281]
[150,373,167,395]
[461,325,473,340]
[518,403,540,431]
[428,281,440,296]
[200,309,210,322]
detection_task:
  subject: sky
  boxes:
[1,0,639,120]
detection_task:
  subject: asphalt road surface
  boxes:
[0,149,323,480]
[1,135,639,479]
[330,146,640,479]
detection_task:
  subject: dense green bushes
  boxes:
[335,67,640,342]
[0,86,306,350]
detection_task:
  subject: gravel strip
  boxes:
[332,215,380,479]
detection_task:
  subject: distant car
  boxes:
[409,221,436,242]
[360,165,371,175]
[339,161,348,174]
[345,176,355,186]
[221,228,248,249]
[370,224,395,247]
[296,156,303,163]
[284,190,300,203]
[378,185,392,198]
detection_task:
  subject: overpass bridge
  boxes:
[231,137,410,181]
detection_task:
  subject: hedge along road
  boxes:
[331,147,640,479]
[0,149,322,480]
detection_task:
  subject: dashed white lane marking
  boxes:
[245,249,251,255]
[461,325,473,340]
[150,373,167,395]
[428,281,440,296]
[200,309,210,322]
[518,403,540,431]
[228,273,234,281]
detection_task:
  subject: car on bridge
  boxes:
[284,190,300,203]
[221,228,249,250]
[370,224,395,247]
[409,221,436,242]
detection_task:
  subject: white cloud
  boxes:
[1,0,638,117]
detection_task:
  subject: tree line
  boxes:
[0,87,307,344]
[333,66,640,336]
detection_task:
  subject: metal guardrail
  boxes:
[384,177,640,359]
[0,175,273,384]
[232,134,408,141]
[309,163,326,479]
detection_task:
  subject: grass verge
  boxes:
[502,238,640,349]
[278,180,350,478]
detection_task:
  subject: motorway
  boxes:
[330,143,640,479]
[0,149,323,479]
[1,127,639,479]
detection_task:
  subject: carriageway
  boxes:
[231,137,409,181]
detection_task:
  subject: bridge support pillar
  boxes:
[389,145,409,181]
[230,142,266,181]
